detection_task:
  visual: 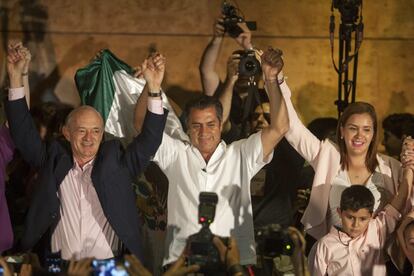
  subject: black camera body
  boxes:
[221,1,256,38]
[187,192,229,273]
[255,224,294,257]
[233,49,261,78]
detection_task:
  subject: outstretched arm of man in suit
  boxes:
[6,42,46,169]
[124,53,168,177]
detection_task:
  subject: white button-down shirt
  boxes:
[153,131,272,265]
[51,159,119,260]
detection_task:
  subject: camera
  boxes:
[255,224,294,257]
[187,192,229,273]
[221,1,256,38]
[233,50,261,78]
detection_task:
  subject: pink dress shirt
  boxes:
[309,205,401,276]
[51,159,119,260]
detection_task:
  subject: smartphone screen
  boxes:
[46,257,62,273]
[92,259,128,276]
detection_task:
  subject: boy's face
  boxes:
[337,208,372,238]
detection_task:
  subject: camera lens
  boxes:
[244,60,257,72]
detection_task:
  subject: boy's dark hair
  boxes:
[184,95,223,126]
[340,185,375,213]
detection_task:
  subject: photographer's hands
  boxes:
[212,236,241,273]
[163,254,199,276]
[67,258,92,276]
[124,255,152,276]
[0,257,13,276]
[235,22,253,50]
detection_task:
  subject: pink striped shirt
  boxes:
[51,159,119,260]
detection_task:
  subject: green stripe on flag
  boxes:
[75,49,134,123]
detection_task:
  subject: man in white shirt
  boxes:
[153,48,289,266]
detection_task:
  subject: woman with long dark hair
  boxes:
[279,83,402,240]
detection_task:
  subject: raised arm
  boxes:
[390,167,413,213]
[6,42,44,168]
[218,53,239,124]
[260,48,289,159]
[133,53,165,134]
[199,16,225,96]
[126,53,167,177]
[7,42,31,108]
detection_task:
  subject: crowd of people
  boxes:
[1,10,414,276]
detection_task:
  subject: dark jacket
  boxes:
[5,97,167,260]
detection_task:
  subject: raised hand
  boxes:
[20,46,32,75]
[214,16,225,38]
[142,52,166,92]
[402,136,414,170]
[234,22,253,50]
[261,47,284,82]
[7,41,27,77]
[226,53,240,82]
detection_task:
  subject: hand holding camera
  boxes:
[212,236,240,270]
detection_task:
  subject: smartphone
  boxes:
[45,257,62,273]
[92,259,129,276]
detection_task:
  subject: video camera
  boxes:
[221,1,256,38]
[187,192,229,273]
[255,224,294,257]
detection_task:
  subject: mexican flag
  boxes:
[74,49,188,145]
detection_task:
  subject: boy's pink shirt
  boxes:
[309,204,401,276]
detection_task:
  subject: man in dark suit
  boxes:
[6,44,167,261]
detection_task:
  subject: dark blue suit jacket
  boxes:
[5,97,167,260]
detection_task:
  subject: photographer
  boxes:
[199,14,253,97]
[199,13,254,140]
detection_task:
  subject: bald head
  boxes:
[65,105,104,130]
[62,105,104,166]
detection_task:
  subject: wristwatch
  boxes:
[148,91,162,97]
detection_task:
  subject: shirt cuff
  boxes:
[384,204,402,220]
[9,87,25,101]
[147,98,163,115]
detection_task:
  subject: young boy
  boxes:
[309,168,413,276]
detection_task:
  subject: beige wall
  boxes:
[1,0,413,134]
